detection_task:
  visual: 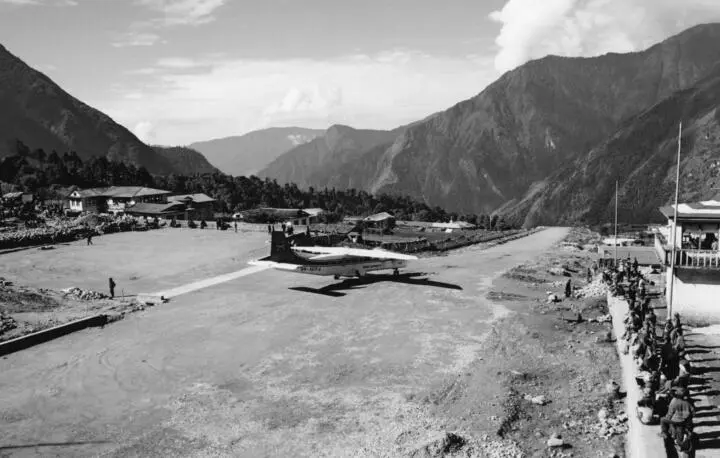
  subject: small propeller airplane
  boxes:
[249,230,418,279]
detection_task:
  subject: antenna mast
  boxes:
[667,121,682,319]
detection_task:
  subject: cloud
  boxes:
[36,63,58,71]
[134,0,226,26]
[156,57,209,68]
[263,86,343,124]
[112,32,165,48]
[489,0,720,72]
[98,50,497,145]
[111,1,225,49]
[133,121,157,143]
[0,0,77,5]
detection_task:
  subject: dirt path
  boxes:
[0,228,568,457]
[608,295,665,458]
[149,265,270,298]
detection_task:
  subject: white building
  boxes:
[655,200,720,319]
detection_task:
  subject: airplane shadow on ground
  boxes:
[289,272,463,297]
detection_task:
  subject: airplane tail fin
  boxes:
[270,230,291,257]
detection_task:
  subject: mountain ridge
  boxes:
[189,127,324,176]
[257,124,409,189]
[295,22,720,214]
[502,63,720,227]
[0,43,216,176]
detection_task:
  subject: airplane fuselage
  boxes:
[249,230,417,279]
[293,258,408,277]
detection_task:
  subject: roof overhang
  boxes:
[660,204,720,221]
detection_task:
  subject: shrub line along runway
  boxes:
[0,227,569,457]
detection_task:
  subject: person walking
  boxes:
[234,221,238,233]
[86,231,94,245]
[108,277,116,299]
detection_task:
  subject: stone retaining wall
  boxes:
[0,314,109,357]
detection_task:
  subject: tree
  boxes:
[496,216,509,231]
[15,139,30,157]
[2,140,466,223]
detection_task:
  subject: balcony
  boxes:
[655,233,720,269]
[670,249,720,269]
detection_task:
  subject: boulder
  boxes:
[524,394,549,406]
[546,433,564,447]
[409,432,467,457]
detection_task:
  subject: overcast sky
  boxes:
[1,0,719,145]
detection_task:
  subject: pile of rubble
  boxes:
[524,394,549,405]
[595,408,628,439]
[61,287,109,301]
[574,278,610,298]
[560,242,583,252]
[404,431,524,458]
[0,313,18,334]
[472,434,524,457]
[548,267,571,277]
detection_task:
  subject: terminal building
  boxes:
[655,199,720,317]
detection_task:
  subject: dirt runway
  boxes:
[0,227,568,457]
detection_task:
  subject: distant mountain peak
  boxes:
[326,124,354,132]
[189,127,325,176]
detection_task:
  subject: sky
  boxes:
[1,0,720,146]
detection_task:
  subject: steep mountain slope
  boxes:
[0,44,184,174]
[503,64,720,227]
[257,125,405,188]
[189,127,324,176]
[330,23,720,214]
[152,146,219,175]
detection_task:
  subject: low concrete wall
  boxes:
[607,293,665,458]
[667,268,720,321]
[0,314,108,357]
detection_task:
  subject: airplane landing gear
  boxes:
[393,269,400,277]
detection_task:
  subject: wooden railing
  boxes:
[668,249,720,269]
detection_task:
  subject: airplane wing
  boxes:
[293,246,418,261]
[248,260,303,271]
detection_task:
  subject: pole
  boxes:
[614,180,618,268]
[667,121,682,319]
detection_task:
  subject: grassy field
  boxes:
[0,228,269,296]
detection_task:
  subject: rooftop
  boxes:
[659,200,720,220]
[2,191,25,199]
[69,186,171,199]
[168,193,216,204]
[364,212,395,222]
[125,202,186,215]
[599,246,662,265]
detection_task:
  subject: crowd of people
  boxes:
[602,258,695,452]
